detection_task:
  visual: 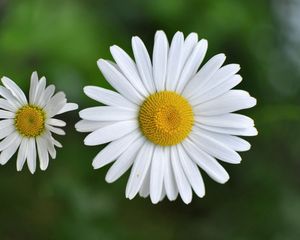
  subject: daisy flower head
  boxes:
[76,31,257,204]
[0,72,78,173]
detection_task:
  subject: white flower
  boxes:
[0,72,78,173]
[76,31,257,204]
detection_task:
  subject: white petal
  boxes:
[190,131,242,164]
[0,119,14,129]
[83,86,137,110]
[44,92,66,118]
[0,135,21,165]
[97,59,143,104]
[195,113,254,129]
[105,137,145,183]
[126,141,154,199]
[16,138,29,171]
[194,90,257,116]
[152,30,169,91]
[39,85,55,107]
[0,131,18,151]
[47,125,65,135]
[79,106,137,121]
[38,84,55,107]
[46,118,66,127]
[165,31,184,91]
[181,32,199,64]
[84,120,138,146]
[26,138,37,174]
[75,120,111,133]
[150,146,165,204]
[44,132,56,159]
[182,139,229,184]
[52,138,62,148]
[32,77,46,105]
[0,99,17,112]
[29,71,39,104]
[189,75,242,105]
[163,147,178,201]
[131,36,155,93]
[170,146,192,204]
[177,145,205,198]
[1,77,28,105]
[0,110,15,119]
[176,39,208,92]
[197,124,258,136]
[36,136,49,170]
[139,168,150,198]
[37,85,53,107]
[0,86,21,108]
[182,54,226,98]
[195,129,251,152]
[0,125,15,140]
[56,103,78,115]
[159,186,166,202]
[48,142,56,159]
[92,130,141,169]
[110,45,148,97]
[199,64,240,93]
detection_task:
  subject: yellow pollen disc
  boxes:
[15,105,46,138]
[138,91,194,146]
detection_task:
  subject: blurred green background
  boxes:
[1,0,300,239]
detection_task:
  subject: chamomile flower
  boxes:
[0,72,78,173]
[76,31,257,204]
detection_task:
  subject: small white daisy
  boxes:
[76,31,257,204]
[0,72,78,173]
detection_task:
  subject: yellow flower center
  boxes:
[14,105,46,137]
[138,91,194,146]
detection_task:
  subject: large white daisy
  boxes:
[76,31,257,204]
[0,72,78,173]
